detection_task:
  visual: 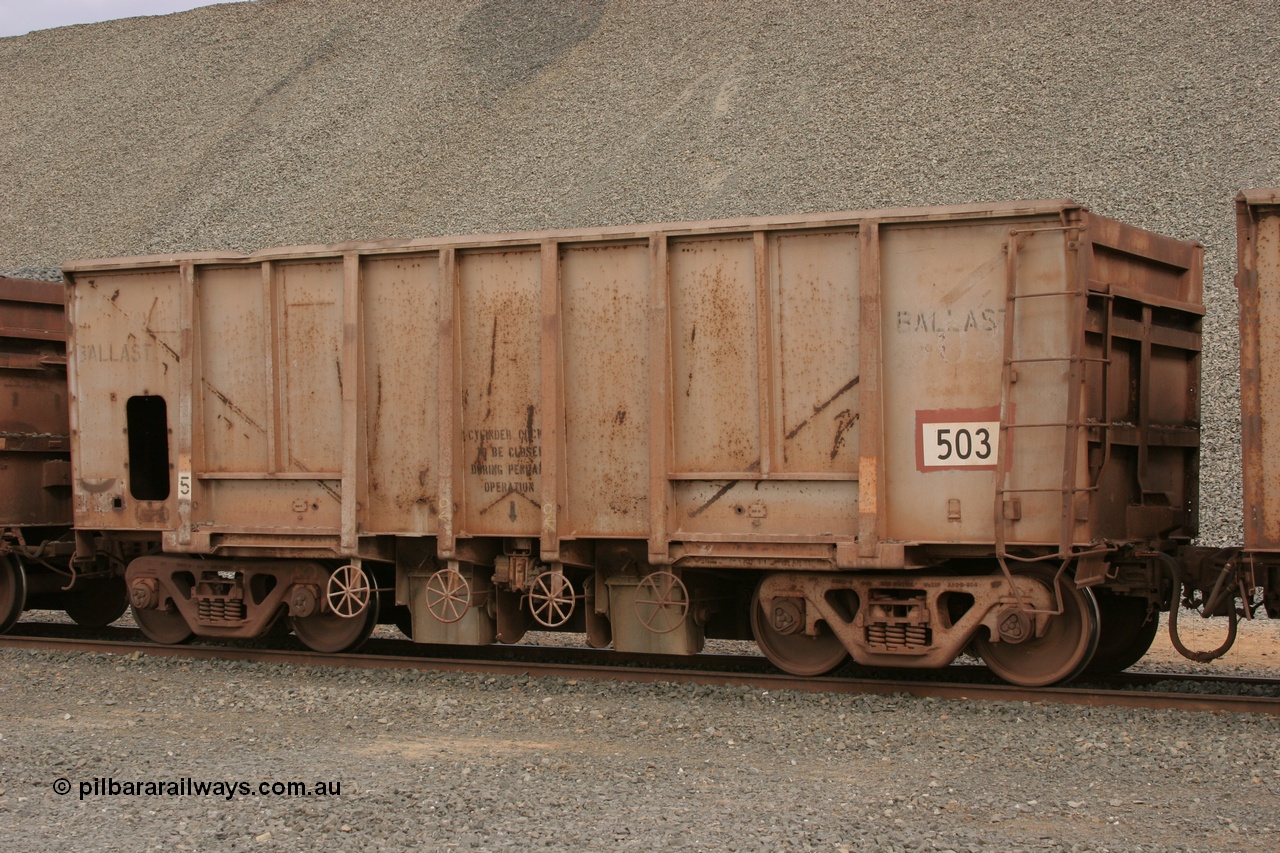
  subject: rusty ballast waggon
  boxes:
[0,276,126,631]
[60,199,1209,685]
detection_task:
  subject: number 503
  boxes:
[920,421,1000,468]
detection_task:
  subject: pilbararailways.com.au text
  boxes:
[54,777,342,801]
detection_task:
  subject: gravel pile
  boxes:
[1,0,1277,543]
[2,647,1278,852]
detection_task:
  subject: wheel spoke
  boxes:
[327,565,371,619]
[529,572,575,628]
[634,572,689,634]
[424,569,472,623]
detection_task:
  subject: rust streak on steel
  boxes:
[687,480,738,518]
[201,379,268,434]
[0,633,1275,716]
[784,375,861,441]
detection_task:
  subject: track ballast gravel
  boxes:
[2,647,1278,852]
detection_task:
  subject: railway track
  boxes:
[2,623,1277,716]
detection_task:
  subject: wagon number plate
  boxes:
[917,413,1000,471]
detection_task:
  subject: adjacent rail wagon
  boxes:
[1235,190,1280,619]
[61,199,1211,686]
[0,275,124,631]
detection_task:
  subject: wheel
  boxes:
[634,571,689,634]
[0,555,27,634]
[750,580,849,676]
[423,568,471,623]
[64,577,129,627]
[290,588,380,653]
[528,572,575,628]
[326,564,372,618]
[973,567,1100,687]
[131,603,194,645]
[1084,591,1159,674]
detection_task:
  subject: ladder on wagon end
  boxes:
[993,224,1111,606]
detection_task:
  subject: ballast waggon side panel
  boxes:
[63,200,1203,570]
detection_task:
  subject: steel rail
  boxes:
[1,631,1276,716]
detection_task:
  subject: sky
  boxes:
[0,1,233,38]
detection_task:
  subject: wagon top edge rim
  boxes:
[61,198,1098,272]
